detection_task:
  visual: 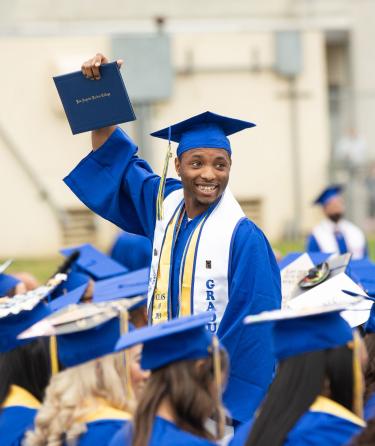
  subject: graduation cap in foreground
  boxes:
[19,297,143,368]
[314,185,343,206]
[92,268,149,310]
[116,312,216,370]
[60,244,128,280]
[244,304,355,361]
[150,111,256,220]
[0,274,66,352]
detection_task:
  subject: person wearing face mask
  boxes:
[306,185,368,259]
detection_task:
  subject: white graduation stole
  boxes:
[148,188,245,332]
[312,219,366,260]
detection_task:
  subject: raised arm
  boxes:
[64,54,181,239]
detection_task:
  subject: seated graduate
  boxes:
[25,302,149,446]
[110,231,152,271]
[229,305,367,446]
[306,185,367,259]
[363,303,375,420]
[0,297,52,446]
[110,313,229,446]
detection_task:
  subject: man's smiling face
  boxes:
[175,148,232,212]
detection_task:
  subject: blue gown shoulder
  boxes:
[365,393,375,421]
[75,419,131,446]
[229,408,363,446]
[0,406,37,446]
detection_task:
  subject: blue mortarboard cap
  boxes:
[92,268,149,308]
[60,244,128,280]
[116,313,214,370]
[347,258,375,297]
[57,317,122,367]
[0,273,20,296]
[48,283,88,312]
[150,111,256,157]
[49,271,90,300]
[18,300,139,368]
[314,185,343,206]
[278,252,331,271]
[110,232,152,271]
[245,305,353,361]
[0,301,51,352]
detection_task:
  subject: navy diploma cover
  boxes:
[53,62,136,134]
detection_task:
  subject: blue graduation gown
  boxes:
[109,416,217,446]
[0,386,40,446]
[64,127,281,423]
[229,397,364,446]
[76,419,131,446]
[364,393,375,421]
[110,231,152,271]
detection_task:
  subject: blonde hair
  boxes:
[25,352,135,446]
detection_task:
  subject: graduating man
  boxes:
[306,185,367,259]
[64,53,281,424]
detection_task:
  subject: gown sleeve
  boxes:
[219,218,281,424]
[64,127,182,240]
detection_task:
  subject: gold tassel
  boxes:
[119,311,135,401]
[212,335,225,440]
[349,330,364,419]
[49,336,59,375]
[156,136,172,221]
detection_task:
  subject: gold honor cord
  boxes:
[119,311,135,401]
[49,336,59,375]
[350,331,364,419]
[212,336,225,440]
[151,209,182,324]
[156,140,172,221]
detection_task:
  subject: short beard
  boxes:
[328,213,343,223]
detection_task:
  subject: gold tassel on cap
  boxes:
[119,310,135,401]
[350,330,364,419]
[156,127,172,221]
[212,335,225,439]
[49,336,59,375]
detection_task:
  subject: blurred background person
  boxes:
[306,185,367,259]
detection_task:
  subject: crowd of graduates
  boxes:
[1,239,375,446]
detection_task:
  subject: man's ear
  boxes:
[175,156,181,177]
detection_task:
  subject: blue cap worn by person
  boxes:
[0,276,68,351]
[116,312,216,370]
[110,231,152,271]
[0,273,21,297]
[18,299,141,368]
[278,252,331,271]
[49,271,90,301]
[314,185,343,206]
[244,305,354,361]
[60,244,128,280]
[48,283,89,312]
[151,110,255,157]
[92,268,149,310]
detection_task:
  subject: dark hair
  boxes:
[245,346,354,446]
[364,333,375,402]
[0,338,51,406]
[132,350,228,446]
